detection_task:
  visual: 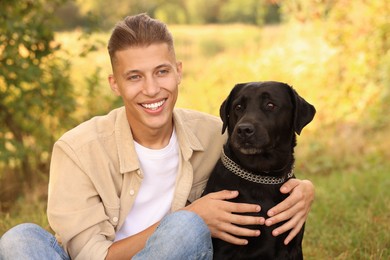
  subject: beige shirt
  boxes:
[47,107,226,260]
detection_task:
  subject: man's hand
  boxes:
[265,179,315,245]
[185,190,265,245]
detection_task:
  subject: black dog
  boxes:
[203,81,316,260]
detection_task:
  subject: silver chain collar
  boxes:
[221,149,293,184]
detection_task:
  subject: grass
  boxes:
[1,22,390,259]
[302,166,390,259]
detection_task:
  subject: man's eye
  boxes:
[128,75,141,81]
[157,69,169,76]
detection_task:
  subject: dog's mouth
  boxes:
[233,141,268,155]
[238,147,263,155]
[232,139,274,156]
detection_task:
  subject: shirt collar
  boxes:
[115,107,205,174]
[173,109,204,161]
[115,107,139,174]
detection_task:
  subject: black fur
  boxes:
[203,81,316,260]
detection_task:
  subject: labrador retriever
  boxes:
[203,81,316,260]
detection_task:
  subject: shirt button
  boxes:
[129,189,135,196]
[112,217,118,223]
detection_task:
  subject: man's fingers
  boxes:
[230,213,265,226]
[270,213,300,236]
[267,189,303,217]
[207,190,262,214]
[211,223,261,245]
[192,190,268,245]
[280,178,300,194]
[207,190,239,200]
[213,231,249,245]
[283,219,305,245]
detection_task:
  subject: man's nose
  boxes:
[142,77,160,96]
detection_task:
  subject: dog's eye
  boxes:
[235,104,243,111]
[266,102,276,110]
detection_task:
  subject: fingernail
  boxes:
[273,230,279,236]
[265,219,272,226]
[268,210,274,217]
[256,205,261,212]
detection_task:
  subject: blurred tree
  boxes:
[155,3,188,24]
[280,0,390,127]
[218,0,264,25]
[75,0,131,29]
[0,0,76,187]
[181,0,281,24]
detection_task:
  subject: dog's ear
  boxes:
[220,83,247,134]
[291,88,316,135]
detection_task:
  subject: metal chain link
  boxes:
[221,149,293,184]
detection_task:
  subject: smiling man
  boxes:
[108,43,181,148]
[0,14,315,260]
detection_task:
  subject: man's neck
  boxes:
[132,125,173,149]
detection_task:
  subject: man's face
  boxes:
[109,43,182,142]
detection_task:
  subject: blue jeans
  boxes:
[0,223,69,260]
[0,210,213,260]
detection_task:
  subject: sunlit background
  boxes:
[1,0,389,258]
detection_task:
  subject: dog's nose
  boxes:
[237,123,255,138]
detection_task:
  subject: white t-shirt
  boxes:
[115,130,179,241]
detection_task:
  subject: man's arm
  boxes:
[105,222,159,260]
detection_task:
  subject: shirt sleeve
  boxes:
[47,140,114,260]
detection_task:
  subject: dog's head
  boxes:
[220,81,316,173]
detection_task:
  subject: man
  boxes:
[0,14,314,260]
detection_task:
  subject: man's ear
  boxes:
[290,87,316,135]
[108,74,121,96]
[176,61,183,85]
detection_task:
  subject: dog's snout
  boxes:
[237,123,255,138]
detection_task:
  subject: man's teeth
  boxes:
[141,100,165,110]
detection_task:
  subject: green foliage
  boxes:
[154,3,188,24]
[217,0,264,25]
[55,0,281,28]
[0,0,76,188]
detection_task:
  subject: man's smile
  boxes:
[140,99,167,111]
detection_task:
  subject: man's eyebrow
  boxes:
[155,63,173,69]
[122,63,174,77]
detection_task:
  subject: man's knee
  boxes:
[161,210,212,253]
[2,223,44,247]
[0,223,66,260]
[168,210,210,241]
